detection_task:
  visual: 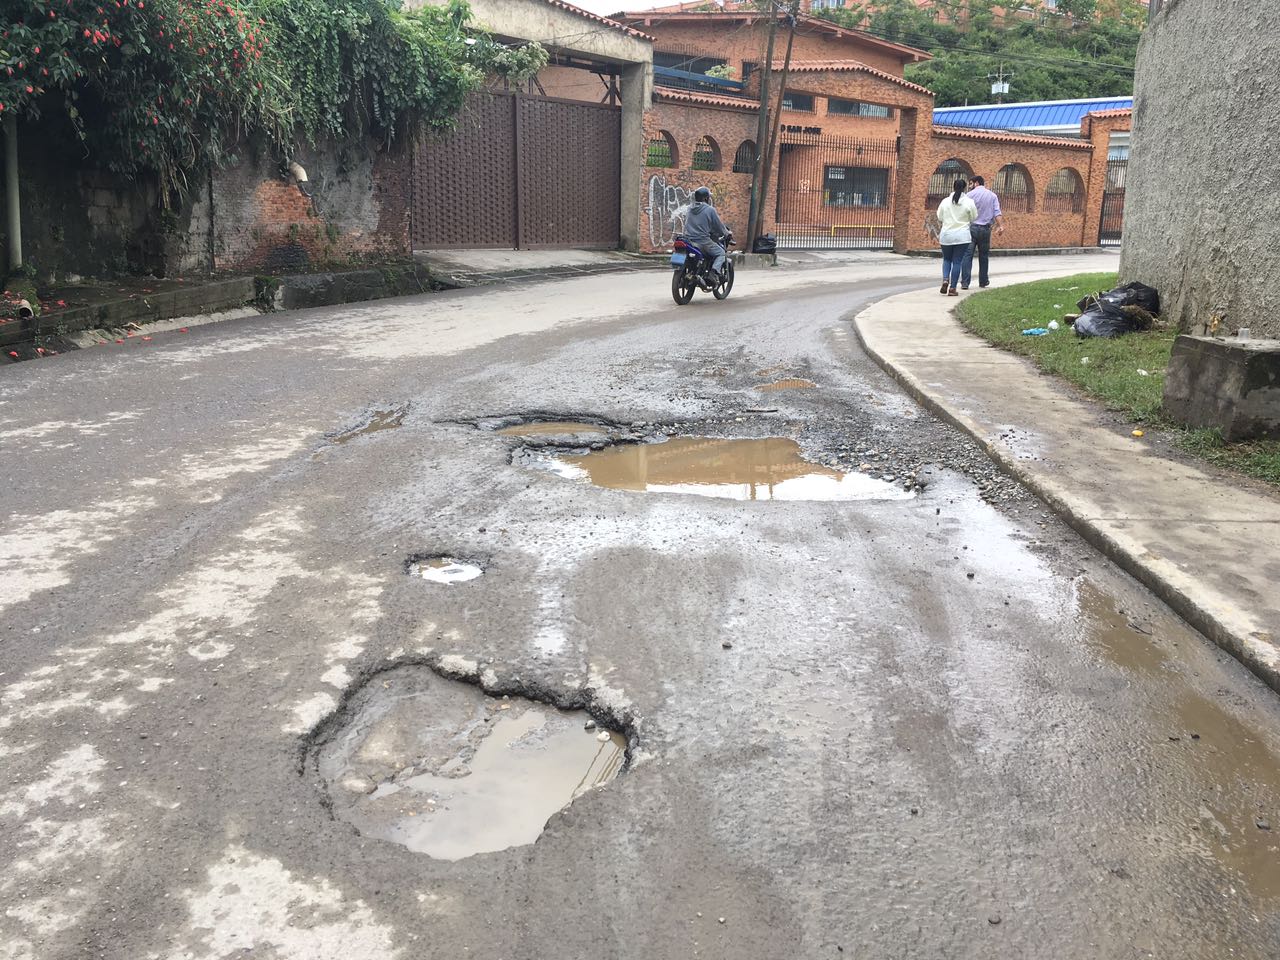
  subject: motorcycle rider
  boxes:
[683,186,731,279]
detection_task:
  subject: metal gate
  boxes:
[412,92,620,250]
[773,133,898,249]
[1098,157,1127,248]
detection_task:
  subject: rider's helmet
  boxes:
[693,186,712,203]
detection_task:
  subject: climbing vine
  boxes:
[0,0,547,194]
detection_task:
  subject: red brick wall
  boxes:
[641,101,758,251]
[907,130,1095,251]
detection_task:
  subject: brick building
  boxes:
[615,7,1130,253]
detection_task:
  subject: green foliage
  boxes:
[1,0,547,196]
[704,63,736,80]
[822,0,1142,107]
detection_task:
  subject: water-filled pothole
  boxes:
[315,667,625,860]
[537,436,915,501]
[330,403,409,444]
[756,378,817,391]
[496,421,609,438]
[407,556,484,585]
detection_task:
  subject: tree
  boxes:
[0,0,546,197]
[820,0,1139,107]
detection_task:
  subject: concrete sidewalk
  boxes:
[854,283,1280,693]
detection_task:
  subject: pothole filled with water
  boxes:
[407,556,484,585]
[535,436,915,502]
[314,667,626,860]
[756,378,817,391]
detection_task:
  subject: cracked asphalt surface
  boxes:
[3,253,1280,959]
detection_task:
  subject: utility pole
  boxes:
[746,0,780,250]
[4,116,20,273]
[987,63,1013,103]
[756,0,799,247]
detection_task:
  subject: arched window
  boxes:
[994,163,1034,213]
[692,135,721,171]
[732,140,757,174]
[1044,167,1085,213]
[926,158,973,209]
[646,131,678,168]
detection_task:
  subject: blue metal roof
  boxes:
[932,97,1133,132]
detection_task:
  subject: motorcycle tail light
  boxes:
[673,239,687,251]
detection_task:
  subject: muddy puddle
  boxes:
[497,421,608,438]
[330,403,408,444]
[408,556,483,585]
[1078,582,1280,901]
[756,378,817,391]
[538,436,914,502]
[316,667,625,860]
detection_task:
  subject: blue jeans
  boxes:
[941,243,967,289]
[961,223,993,287]
[701,241,726,275]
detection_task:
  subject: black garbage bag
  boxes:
[753,233,777,254]
[1074,299,1143,339]
[1076,281,1161,317]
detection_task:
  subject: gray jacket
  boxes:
[683,202,728,246]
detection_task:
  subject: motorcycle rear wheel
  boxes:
[672,267,696,305]
[712,260,735,300]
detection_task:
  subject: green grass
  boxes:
[958,272,1280,488]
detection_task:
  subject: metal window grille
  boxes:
[782,91,815,112]
[827,97,893,119]
[646,132,677,168]
[732,140,757,174]
[692,136,720,171]
[926,158,972,209]
[823,166,890,208]
[994,164,1033,213]
[1044,167,1084,213]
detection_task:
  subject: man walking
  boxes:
[961,175,1004,290]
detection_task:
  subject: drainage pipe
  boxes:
[4,115,19,272]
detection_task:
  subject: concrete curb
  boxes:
[852,292,1280,695]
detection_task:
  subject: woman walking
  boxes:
[936,178,978,297]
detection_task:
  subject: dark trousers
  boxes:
[962,223,993,287]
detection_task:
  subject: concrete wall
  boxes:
[1121,0,1280,337]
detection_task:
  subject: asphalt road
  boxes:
[3,253,1279,960]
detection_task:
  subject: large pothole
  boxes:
[533,436,916,502]
[313,666,627,860]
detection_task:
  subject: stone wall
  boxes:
[1121,0,1280,337]
[5,125,412,282]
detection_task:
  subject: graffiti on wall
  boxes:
[647,175,728,248]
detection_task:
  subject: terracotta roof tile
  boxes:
[1085,108,1134,119]
[930,125,1094,150]
[654,87,760,112]
[771,60,934,97]
[537,0,654,41]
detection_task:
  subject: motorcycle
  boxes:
[669,232,735,305]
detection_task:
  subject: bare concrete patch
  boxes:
[309,664,630,861]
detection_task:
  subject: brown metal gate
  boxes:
[774,132,899,249]
[412,92,620,250]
